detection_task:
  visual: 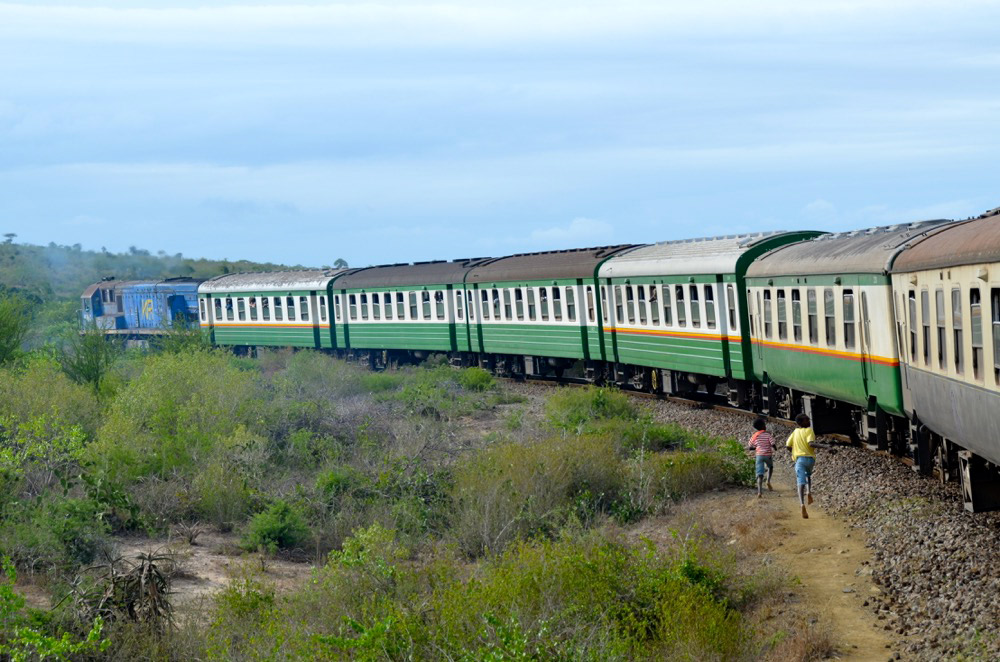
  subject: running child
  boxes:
[747,417,775,498]
[786,413,818,518]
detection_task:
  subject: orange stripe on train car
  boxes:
[750,339,899,367]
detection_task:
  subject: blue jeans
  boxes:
[794,456,815,486]
[755,455,773,477]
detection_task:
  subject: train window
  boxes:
[762,290,772,338]
[776,289,786,339]
[274,296,284,321]
[249,297,258,322]
[952,288,963,374]
[236,298,246,321]
[824,288,836,348]
[481,290,490,320]
[662,285,672,326]
[455,291,464,321]
[755,291,762,337]
[908,291,917,361]
[637,286,648,325]
[360,293,369,320]
[300,296,310,322]
[393,292,403,320]
[319,297,327,323]
[538,288,549,321]
[262,296,271,322]
[919,290,930,365]
[791,290,802,342]
[422,291,432,320]
[843,290,855,350]
[372,293,381,321]
[705,286,716,329]
[614,286,624,324]
[225,297,234,321]
[493,289,502,319]
[727,285,737,331]
[552,288,562,321]
[503,289,512,320]
[649,286,659,325]
[199,300,207,322]
[675,286,687,327]
[935,289,946,369]
[383,293,393,320]
[435,291,445,320]
[515,289,525,321]
[409,292,418,320]
[625,286,636,324]
[585,286,594,323]
[214,298,223,321]
[808,290,820,345]
[527,288,537,321]
[861,292,871,348]
[991,289,1000,384]
[467,291,475,321]
[601,286,609,323]
[565,287,576,322]
[971,288,983,380]
[689,285,701,327]
[285,296,296,321]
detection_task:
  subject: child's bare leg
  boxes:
[807,474,814,504]
[766,464,773,489]
[756,474,764,497]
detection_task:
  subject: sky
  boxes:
[1,0,999,267]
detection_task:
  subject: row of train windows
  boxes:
[754,288,863,350]
[338,287,587,324]
[602,283,738,331]
[905,287,1000,384]
[199,296,326,324]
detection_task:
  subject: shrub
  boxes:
[546,386,637,432]
[457,367,496,392]
[241,500,309,552]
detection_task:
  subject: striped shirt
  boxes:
[748,430,775,456]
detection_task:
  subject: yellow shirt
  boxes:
[786,427,816,459]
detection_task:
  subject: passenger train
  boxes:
[82,208,1000,511]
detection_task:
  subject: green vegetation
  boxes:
[0,340,768,660]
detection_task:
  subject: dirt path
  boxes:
[766,460,894,661]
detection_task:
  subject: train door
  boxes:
[859,290,874,395]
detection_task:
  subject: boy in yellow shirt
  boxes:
[786,414,818,518]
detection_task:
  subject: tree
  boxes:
[0,293,30,365]
[3,233,15,244]
[60,325,121,395]
[333,258,349,268]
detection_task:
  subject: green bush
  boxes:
[241,500,309,552]
[457,367,496,392]
[546,386,638,432]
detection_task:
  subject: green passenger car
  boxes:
[331,259,493,358]
[745,221,953,438]
[596,233,821,398]
[198,270,345,349]
[463,247,636,375]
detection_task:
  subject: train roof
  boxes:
[747,220,957,278]
[465,246,637,284]
[891,208,1000,273]
[199,269,348,293]
[598,232,818,278]
[82,278,202,297]
[332,258,493,288]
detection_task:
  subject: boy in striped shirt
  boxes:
[748,417,775,498]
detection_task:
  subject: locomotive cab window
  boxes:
[971,287,983,380]
[824,288,836,348]
[776,289,786,339]
[843,289,855,350]
[952,288,963,374]
[791,290,802,342]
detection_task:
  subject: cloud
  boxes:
[530,217,613,247]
